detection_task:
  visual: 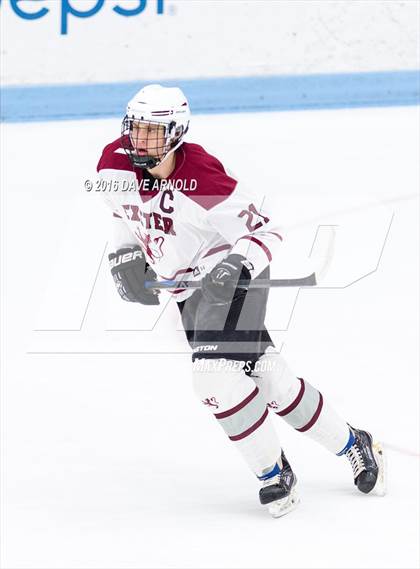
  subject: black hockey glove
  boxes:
[108,246,160,305]
[202,254,252,305]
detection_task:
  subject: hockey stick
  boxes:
[145,272,317,290]
[145,224,336,291]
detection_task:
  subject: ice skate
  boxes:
[345,426,387,496]
[259,451,299,518]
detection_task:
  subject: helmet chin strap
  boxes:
[157,137,184,167]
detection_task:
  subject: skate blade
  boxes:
[267,487,300,518]
[372,441,387,496]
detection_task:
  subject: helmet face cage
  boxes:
[121,116,186,169]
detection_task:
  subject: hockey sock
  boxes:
[251,348,352,455]
[192,358,282,477]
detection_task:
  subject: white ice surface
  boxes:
[1,107,419,568]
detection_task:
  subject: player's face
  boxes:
[130,121,166,159]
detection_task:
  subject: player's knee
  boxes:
[251,348,299,405]
[191,358,256,414]
[191,358,241,399]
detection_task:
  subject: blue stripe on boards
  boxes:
[2,70,419,123]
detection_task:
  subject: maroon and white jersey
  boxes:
[97,139,283,301]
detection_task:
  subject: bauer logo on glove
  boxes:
[108,245,160,305]
[109,248,144,269]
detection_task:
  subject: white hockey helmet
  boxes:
[121,84,190,169]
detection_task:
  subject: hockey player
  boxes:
[98,84,386,517]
